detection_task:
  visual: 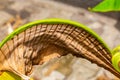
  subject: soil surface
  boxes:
[0,0,120,80]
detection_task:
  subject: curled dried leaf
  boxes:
[0,19,119,79]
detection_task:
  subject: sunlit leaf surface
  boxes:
[91,0,120,12]
[0,72,21,80]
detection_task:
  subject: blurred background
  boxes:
[0,0,120,80]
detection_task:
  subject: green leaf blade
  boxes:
[0,72,22,80]
[91,0,120,12]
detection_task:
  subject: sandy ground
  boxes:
[0,0,120,80]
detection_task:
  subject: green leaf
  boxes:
[91,0,120,12]
[0,72,34,80]
[0,72,22,80]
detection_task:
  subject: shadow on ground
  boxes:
[115,18,120,31]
